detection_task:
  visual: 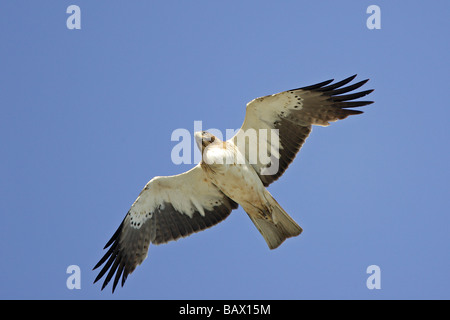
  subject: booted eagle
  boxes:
[94,75,373,292]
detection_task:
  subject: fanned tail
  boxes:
[247,192,302,249]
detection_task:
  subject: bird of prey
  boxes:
[94,75,374,292]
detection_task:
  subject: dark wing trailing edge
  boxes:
[93,165,238,293]
[231,75,374,186]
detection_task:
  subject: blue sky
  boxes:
[1,1,449,299]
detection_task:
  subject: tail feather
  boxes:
[247,195,302,249]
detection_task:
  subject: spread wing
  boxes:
[93,164,238,292]
[230,75,374,186]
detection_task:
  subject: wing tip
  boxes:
[93,218,129,293]
[294,75,373,96]
[347,109,364,115]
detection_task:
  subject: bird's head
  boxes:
[194,131,217,151]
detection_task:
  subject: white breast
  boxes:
[202,143,265,204]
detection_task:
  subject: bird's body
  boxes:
[94,75,374,292]
[198,132,302,249]
[199,134,262,205]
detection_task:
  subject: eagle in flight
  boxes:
[94,75,373,292]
